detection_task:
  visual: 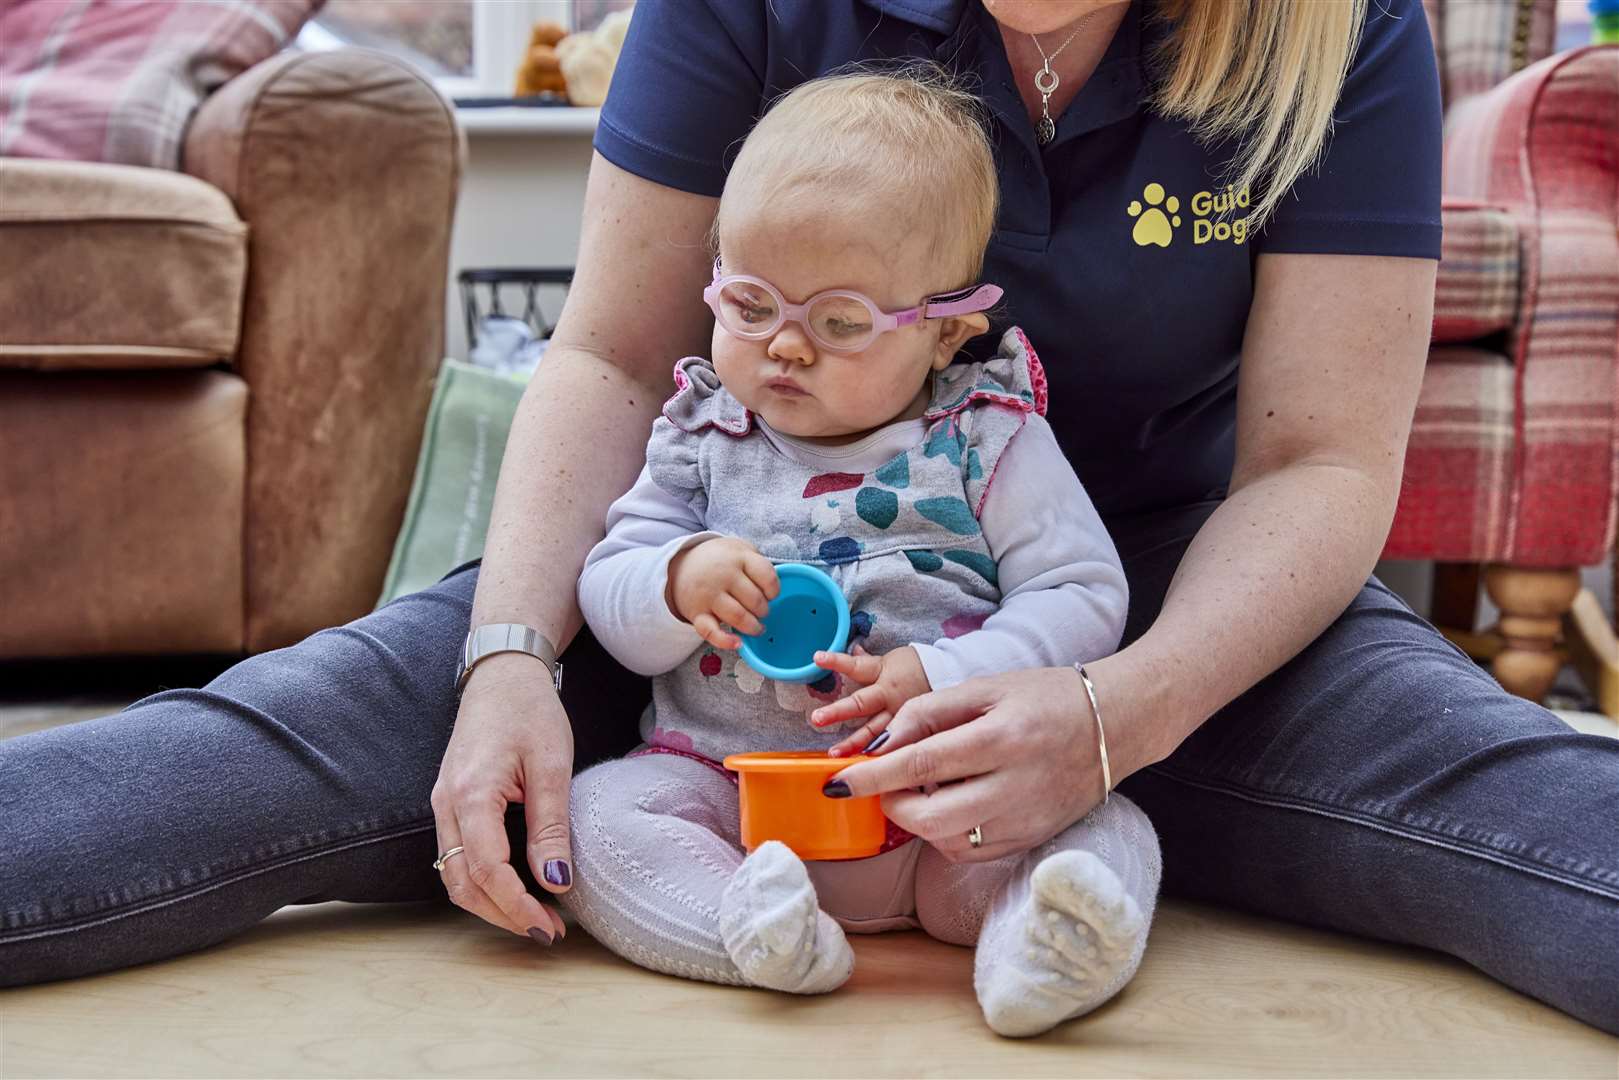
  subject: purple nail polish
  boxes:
[544,859,572,887]
[822,779,852,799]
[528,926,553,946]
[863,731,891,753]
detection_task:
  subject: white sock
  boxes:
[718,841,855,995]
[974,796,1159,1037]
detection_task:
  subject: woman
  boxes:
[4,0,1615,1035]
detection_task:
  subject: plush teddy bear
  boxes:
[556,8,632,107]
[513,20,567,98]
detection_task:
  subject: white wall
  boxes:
[445,127,596,361]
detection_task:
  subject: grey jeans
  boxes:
[3,501,1616,1034]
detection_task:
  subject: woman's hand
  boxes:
[435,157,719,943]
[666,537,779,650]
[809,645,931,743]
[429,653,574,943]
[821,666,1112,862]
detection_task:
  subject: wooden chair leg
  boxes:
[1563,535,1618,720]
[1483,566,1582,703]
[1565,589,1619,720]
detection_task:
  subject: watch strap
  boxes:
[457,623,563,693]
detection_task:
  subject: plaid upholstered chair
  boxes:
[1387,1,1618,711]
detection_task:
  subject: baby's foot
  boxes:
[975,850,1148,1037]
[719,841,854,995]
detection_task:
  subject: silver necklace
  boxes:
[1029,17,1092,146]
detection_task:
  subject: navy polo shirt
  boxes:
[595,0,1442,517]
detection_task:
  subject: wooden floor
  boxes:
[4,893,1614,1078]
[4,679,1616,1078]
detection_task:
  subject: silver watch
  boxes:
[456,624,563,693]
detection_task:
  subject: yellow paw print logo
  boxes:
[1127,183,1180,248]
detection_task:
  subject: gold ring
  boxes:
[967,826,983,849]
[433,846,466,871]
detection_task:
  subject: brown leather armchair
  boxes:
[0,49,464,658]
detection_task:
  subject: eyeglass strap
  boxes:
[923,283,1003,318]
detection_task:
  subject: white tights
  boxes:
[560,752,1161,1035]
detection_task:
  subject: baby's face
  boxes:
[712,198,966,444]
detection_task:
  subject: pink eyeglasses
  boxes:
[704,262,1002,354]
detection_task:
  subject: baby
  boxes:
[566,69,1162,1038]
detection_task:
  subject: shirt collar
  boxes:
[963,2,1149,158]
[858,0,967,36]
[858,0,1152,62]
[860,2,1149,142]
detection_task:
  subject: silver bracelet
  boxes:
[1073,663,1111,804]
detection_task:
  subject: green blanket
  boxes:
[378,360,528,606]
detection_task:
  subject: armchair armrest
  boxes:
[1434,199,1519,342]
[184,48,464,651]
[1440,46,1619,566]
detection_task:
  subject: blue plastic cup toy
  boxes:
[738,563,851,683]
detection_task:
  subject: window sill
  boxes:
[455,106,600,137]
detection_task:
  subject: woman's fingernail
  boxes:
[863,731,891,753]
[544,860,572,887]
[822,779,852,798]
[528,926,553,946]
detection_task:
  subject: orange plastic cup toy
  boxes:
[723,751,884,860]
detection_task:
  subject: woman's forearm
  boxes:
[469,347,665,651]
[462,153,720,662]
[1089,253,1434,780]
[1089,459,1400,776]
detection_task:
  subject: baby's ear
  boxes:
[932,313,990,370]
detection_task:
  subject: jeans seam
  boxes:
[1145,764,1619,904]
[0,818,439,945]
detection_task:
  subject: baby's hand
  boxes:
[667,537,779,651]
[811,645,932,752]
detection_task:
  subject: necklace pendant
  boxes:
[1036,115,1056,145]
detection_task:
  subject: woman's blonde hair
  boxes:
[714,65,1000,289]
[1151,0,1368,227]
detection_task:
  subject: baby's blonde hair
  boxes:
[714,65,1000,290]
